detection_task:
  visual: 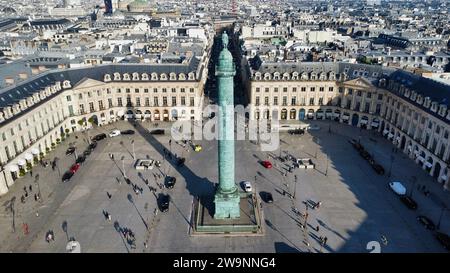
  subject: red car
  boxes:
[70,163,80,174]
[262,161,273,169]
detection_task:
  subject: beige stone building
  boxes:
[248,62,450,190]
[0,58,207,195]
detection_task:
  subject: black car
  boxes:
[177,157,186,167]
[62,171,74,182]
[400,196,418,210]
[417,215,436,230]
[121,130,135,135]
[261,191,274,203]
[372,164,385,175]
[125,178,131,185]
[359,150,372,160]
[92,133,107,141]
[435,232,450,251]
[83,149,91,156]
[159,194,170,212]
[88,142,97,150]
[150,129,165,135]
[288,129,305,135]
[76,155,86,164]
[166,177,177,189]
[66,147,75,156]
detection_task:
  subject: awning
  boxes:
[17,159,26,166]
[31,148,40,155]
[325,112,332,117]
[8,165,19,172]
[396,136,401,141]
[440,175,448,181]
[117,110,124,117]
[24,153,33,161]
[408,146,412,152]
[333,113,340,117]
[425,162,433,168]
[360,120,368,125]
[163,113,169,117]
[383,129,389,135]
[342,115,349,120]
[388,133,394,138]
[371,122,379,127]
[417,156,425,162]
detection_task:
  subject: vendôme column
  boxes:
[213,32,240,219]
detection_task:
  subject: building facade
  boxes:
[0,60,207,195]
[248,62,450,190]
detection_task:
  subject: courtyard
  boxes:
[0,119,449,253]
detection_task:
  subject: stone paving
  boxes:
[0,119,449,253]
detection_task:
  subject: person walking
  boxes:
[316,225,320,232]
[29,185,32,192]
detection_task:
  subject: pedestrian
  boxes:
[21,195,25,203]
[112,154,114,160]
[29,185,32,192]
[23,223,29,235]
[23,186,27,192]
[30,170,33,177]
[25,192,28,198]
[316,225,320,232]
[106,192,112,199]
[144,242,148,249]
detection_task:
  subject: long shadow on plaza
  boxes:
[131,120,216,216]
[303,120,448,253]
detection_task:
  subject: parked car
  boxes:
[400,196,418,210]
[389,181,407,196]
[134,159,154,170]
[261,160,272,169]
[83,149,91,156]
[92,133,106,141]
[150,129,165,135]
[62,171,74,182]
[76,155,86,164]
[288,129,305,135]
[159,194,170,212]
[165,177,176,189]
[88,142,97,151]
[417,215,436,230]
[66,147,75,156]
[177,157,186,167]
[121,130,135,135]
[435,232,450,251]
[261,191,274,203]
[359,150,372,160]
[70,163,81,174]
[372,164,385,175]
[242,181,252,192]
[109,130,121,137]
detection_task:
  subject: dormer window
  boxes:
[169,73,176,81]
[104,74,111,82]
[160,73,168,80]
[113,73,121,81]
[188,72,195,80]
[132,72,139,81]
[178,73,186,80]
[151,73,158,80]
[141,73,149,80]
[123,73,131,81]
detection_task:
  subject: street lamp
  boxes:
[437,207,449,230]
[409,176,417,198]
[121,156,126,178]
[388,154,395,178]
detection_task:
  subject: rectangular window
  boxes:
[66,95,72,102]
[162,97,167,106]
[301,87,306,92]
[136,98,141,107]
[265,88,269,93]
[154,97,159,106]
[153,88,158,93]
[79,104,85,114]
[126,88,130,93]
[367,92,372,98]
[145,98,150,106]
[172,97,177,106]
[89,102,95,112]
[117,98,123,107]
[282,96,287,106]
[293,87,297,92]
[328,87,334,92]
[172,88,176,93]
[68,105,74,116]
[273,97,278,106]
[283,87,288,92]
[126,97,132,107]
[78,94,83,99]
[162,88,167,93]
[107,88,111,94]
[264,97,269,106]
[310,87,315,92]
[309,98,314,105]
[181,88,185,93]
[291,96,296,105]
[318,97,323,105]
[98,100,104,110]
[144,89,149,93]
[135,88,139,93]
[365,103,370,113]
[190,88,194,93]
[117,88,122,93]
[181,97,186,106]
[319,87,324,92]
[87,92,92,98]
[108,98,113,108]
[255,96,260,106]
[256,87,260,92]
[357,90,362,96]
[190,97,195,106]
[348,89,353,95]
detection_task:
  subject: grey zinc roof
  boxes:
[0,58,201,110]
